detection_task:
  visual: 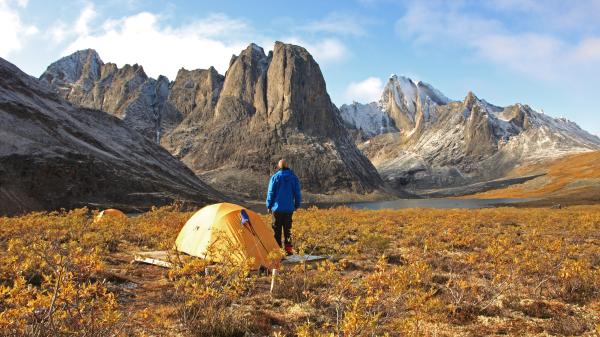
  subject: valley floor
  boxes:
[1,205,599,336]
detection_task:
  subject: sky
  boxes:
[1,0,599,135]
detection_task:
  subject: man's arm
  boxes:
[266,175,277,210]
[293,176,302,210]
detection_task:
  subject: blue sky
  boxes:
[1,0,599,135]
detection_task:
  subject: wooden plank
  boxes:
[135,250,172,260]
[133,255,173,268]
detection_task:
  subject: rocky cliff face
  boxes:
[40,49,182,142]
[42,44,383,197]
[342,75,600,190]
[0,57,223,215]
[168,67,224,121]
[164,42,383,196]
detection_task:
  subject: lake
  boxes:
[248,198,535,213]
[347,198,533,210]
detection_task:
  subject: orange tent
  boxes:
[94,208,127,223]
[175,203,280,269]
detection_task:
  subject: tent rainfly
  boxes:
[175,203,280,269]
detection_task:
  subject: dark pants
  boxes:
[272,212,293,247]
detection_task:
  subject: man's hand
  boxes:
[267,208,272,214]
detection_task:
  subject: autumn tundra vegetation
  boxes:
[471,151,600,205]
[1,205,599,336]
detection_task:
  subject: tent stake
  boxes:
[270,269,278,293]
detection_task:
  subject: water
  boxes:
[347,198,534,210]
[247,198,535,213]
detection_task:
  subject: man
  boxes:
[266,159,301,255]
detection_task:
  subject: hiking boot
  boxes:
[285,243,293,256]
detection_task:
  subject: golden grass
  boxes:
[471,151,600,199]
[1,205,599,336]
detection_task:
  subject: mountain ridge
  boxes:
[40,49,183,142]
[41,43,385,198]
[40,47,599,197]
[341,74,600,191]
[0,56,224,215]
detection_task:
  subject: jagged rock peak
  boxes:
[247,43,267,56]
[235,43,266,59]
[228,43,269,70]
[40,49,104,86]
[169,66,225,118]
[381,74,451,110]
[165,41,384,194]
[272,41,316,60]
[175,66,222,79]
[463,91,479,110]
[157,74,169,83]
[243,43,269,71]
[40,49,182,141]
[266,41,340,136]
[56,48,102,67]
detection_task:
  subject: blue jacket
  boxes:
[266,168,301,213]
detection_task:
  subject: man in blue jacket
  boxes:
[266,159,302,255]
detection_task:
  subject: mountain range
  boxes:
[39,43,383,200]
[1,41,598,215]
[340,75,600,192]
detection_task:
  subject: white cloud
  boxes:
[396,2,503,45]
[49,21,68,43]
[573,37,600,62]
[344,77,383,103]
[471,33,564,79]
[61,7,348,80]
[0,0,38,57]
[302,12,368,37]
[75,3,96,36]
[486,0,544,12]
[308,38,348,62]
[65,11,254,79]
[283,37,348,63]
[395,1,600,81]
[485,0,600,32]
[179,13,249,37]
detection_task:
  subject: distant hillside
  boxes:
[469,151,600,204]
[0,57,224,215]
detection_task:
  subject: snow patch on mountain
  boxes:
[391,75,418,115]
[339,101,397,137]
[340,74,453,136]
[416,81,451,105]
